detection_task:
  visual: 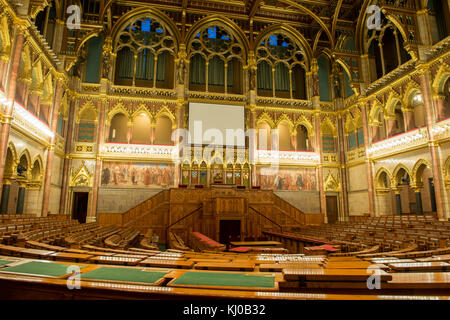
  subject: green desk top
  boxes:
[171,271,276,289]
[0,261,79,277]
[0,258,16,267]
[81,267,169,284]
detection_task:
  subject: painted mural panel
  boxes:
[256,167,317,191]
[101,162,174,188]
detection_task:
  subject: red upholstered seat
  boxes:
[191,232,226,251]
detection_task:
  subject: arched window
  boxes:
[131,113,151,144]
[114,16,176,89]
[257,60,272,96]
[393,104,405,136]
[31,160,41,182]
[154,116,173,145]
[412,94,425,128]
[366,17,411,81]
[427,0,450,44]
[188,25,244,94]
[256,33,307,99]
[296,125,310,151]
[109,113,128,143]
[317,55,331,102]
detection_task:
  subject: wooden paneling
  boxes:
[99,186,322,246]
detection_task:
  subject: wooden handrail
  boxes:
[165,204,203,244]
[248,205,283,232]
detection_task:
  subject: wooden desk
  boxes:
[19,248,55,259]
[49,252,93,262]
[283,268,392,282]
[259,262,323,272]
[230,241,282,247]
[388,262,450,272]
[194,261,255,271]
[89,256,144,266]
[386,272,450,289]
[112,254,149,259]
[0,245,26,257]
[323,261,372,269]
[138,258,194,269]
[416,255,450,262]
[188,258,231,264]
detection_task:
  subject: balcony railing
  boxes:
[100,143,176,160]
[431,117,450,141]
[368,127,428,158]
[12,102,54,143]
[256,150,320,165]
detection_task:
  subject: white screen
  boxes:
[188,102,245,147]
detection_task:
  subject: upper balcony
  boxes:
[368,127,429,158]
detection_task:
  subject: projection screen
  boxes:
[188,102,245,147]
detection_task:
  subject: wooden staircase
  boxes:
[98,187,324,246]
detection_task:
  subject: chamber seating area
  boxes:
[0,215,449,300]
[265,215,450,256]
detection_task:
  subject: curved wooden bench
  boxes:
[358,243,418,259]
[329,245,380,257]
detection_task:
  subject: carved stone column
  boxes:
[336,114,349,221]
[41,80,64,216]
[370,124,379,143]
[419,70,445,220]
[433,94,447,121]
[0,179,11,214]
[59,94,76,214]
[361,103,376,217]
[174,101,185,187]
[0,31,25,198]
[248,105,257,187]
[413,187,424,215]
[385,116,397,138]
[89,98,107,222]
[402,108,415,131]
[394,189,402,215]
[16,181,26,215]
[312,97,327,223]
